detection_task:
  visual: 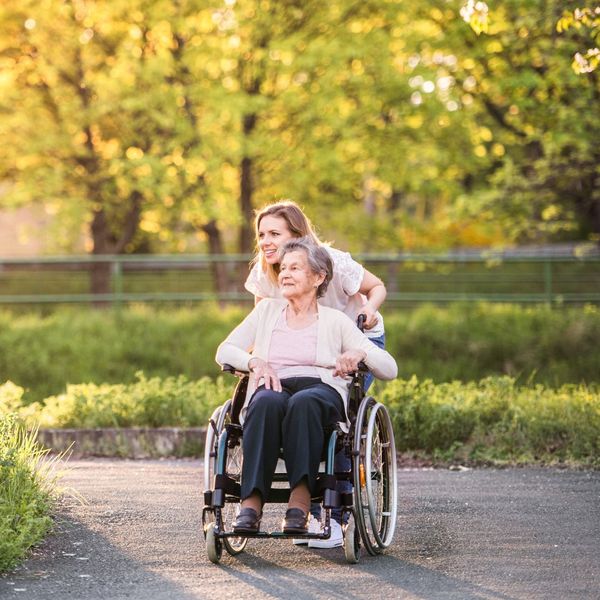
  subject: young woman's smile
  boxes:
[257,215,294,264]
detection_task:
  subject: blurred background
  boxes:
[1,1,599,466]
[0,1,599,309]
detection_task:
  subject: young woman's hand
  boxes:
[359,304,379,330]
[248,357,282,392]
[333,349,367,378]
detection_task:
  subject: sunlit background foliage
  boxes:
[0,0,598,258]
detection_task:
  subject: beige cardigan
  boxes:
[215,299,397,425]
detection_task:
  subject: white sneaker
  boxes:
[308,519,343,549]
[292,515,321,545]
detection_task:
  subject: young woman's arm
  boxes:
[358,269,387,330]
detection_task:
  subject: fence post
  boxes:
[544,260,553,304]
[111,258,123,310]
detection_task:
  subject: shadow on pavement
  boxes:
[1,509,199,600]
[217,549,513,600]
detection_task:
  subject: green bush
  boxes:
[23,372,235,429]
[5,372,598,467]
[0,304,244,404]
[2,303,600,405]
[0,411,57,573]
[385,303,600,385]
[377,376,600,466]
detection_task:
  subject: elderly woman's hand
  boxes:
[333,349,367,378]
[248,357,282,393]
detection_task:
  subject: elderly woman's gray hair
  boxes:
[279,238,333,298]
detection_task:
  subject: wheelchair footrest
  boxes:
[216,530,333,541]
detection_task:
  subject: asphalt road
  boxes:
[1,459,599,600]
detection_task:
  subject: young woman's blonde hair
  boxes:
[252,200,322,284]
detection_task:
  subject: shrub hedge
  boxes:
[1,303,599,404]
[3,375,598,467]
[376,377,600,467]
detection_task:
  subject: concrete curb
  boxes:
[37,427,208,458]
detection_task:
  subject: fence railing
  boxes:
[1,251,599,307]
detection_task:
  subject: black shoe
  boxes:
[282,508,309,534]
[233,507,262,534]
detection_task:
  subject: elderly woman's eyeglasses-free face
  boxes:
[278,250,323,299]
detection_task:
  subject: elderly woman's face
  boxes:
[278,250,323,300]
[257,215,294,265]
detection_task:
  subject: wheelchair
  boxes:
[202,343,397,564]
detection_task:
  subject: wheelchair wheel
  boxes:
[204,399,247,555]
[205,523,222,564]
[352,397,397,555]
[221,435,246,556]
[343,516,361,564]
[203,402,229,492]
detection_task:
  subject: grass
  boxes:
[0,413,60,573]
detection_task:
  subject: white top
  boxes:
[215,299,397,428]
[244,246,385,338]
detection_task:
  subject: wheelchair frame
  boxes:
[202,361,397,564]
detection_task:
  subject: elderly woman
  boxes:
[215,238,397,535]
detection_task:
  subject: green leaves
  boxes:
[1,0,598,257]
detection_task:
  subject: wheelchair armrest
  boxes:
[221,364,250,377]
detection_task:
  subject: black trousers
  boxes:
[240,377,344,502]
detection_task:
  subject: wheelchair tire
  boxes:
[204,399,248,555]
[205,524,222,564]
[204,402,228,492]
[352,397,398,555]
[343,516,361,564]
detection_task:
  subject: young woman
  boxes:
[244,200,388,548]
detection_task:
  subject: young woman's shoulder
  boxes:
[324,245,351,263]
[244,263,279,298]
[256,297,286,312]
[322,245,364,295]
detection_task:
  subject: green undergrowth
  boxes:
[376,376,600,468]
[0,413,59,573]
[1,303,600,404]
[3,375,598,467]
[2,373,234,429]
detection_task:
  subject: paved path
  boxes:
[1,460,599,599]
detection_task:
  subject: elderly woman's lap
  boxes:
[241,378,343,500]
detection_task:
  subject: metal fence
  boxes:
[1,250,599,307]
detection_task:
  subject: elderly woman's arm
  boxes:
[215,305,261,372]
[337,316,398,380]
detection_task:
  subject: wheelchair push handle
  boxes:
[357,313,366,332]
[354,314,369,373]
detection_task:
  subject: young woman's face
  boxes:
[278,250,323,300]
[257,215,295,264]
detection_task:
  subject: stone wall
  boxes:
[37,427,207,458]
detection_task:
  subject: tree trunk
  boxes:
[90,207,112,305]
[239,113,257,255]
[238,112,258,291]
[89,192,142,306]
[202,219,230,304]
